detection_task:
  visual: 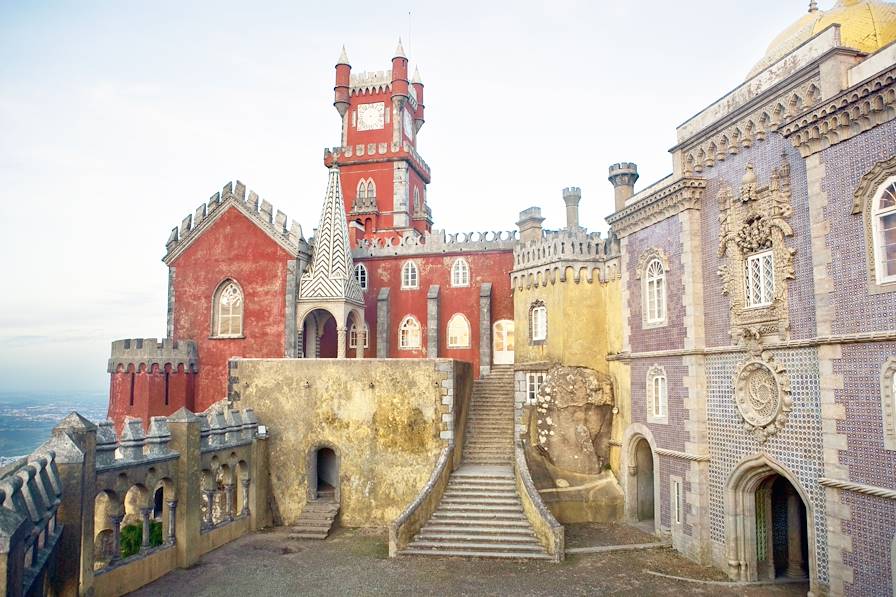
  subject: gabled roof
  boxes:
[163,181,308,265]
[299,167,363,304]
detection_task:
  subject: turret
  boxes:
[391,38,409,101]
[562,187,581,230]
[412,66,425,133]
[517,207,546,244]
[608,163,639,212]
[334,46,351,118]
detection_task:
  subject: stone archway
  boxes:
[307,443,340,503]
[725,454,816,593]
[620,423,660,533]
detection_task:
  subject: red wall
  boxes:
[171,207,293,411]
[107,364,195,433]
[359,250,514,376]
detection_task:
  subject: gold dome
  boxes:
[748,0,896,78]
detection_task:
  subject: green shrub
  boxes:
[119,521,165,558]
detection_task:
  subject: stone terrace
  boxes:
[132,526,808,597]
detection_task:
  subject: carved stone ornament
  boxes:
[717,159,795,340]
[733,338,792,443]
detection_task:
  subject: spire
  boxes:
[337,45,350,65]
[809,0,818,12]
[394,37,407,59]
[412,66,423,85]
[298,167,363,304]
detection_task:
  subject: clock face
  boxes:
[403,109,414,138]
[357,102,385,131]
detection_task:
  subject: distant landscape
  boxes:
[0,391,107,464]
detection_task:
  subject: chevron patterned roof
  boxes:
[299,167,364,304]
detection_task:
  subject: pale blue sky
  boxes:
[0,1,817,393]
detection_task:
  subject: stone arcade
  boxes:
[3,2,896,596]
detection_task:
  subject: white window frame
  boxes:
[644,258,666,326]
[873,178,896,284]
[446,313,471,349]
[399,315,421,350]
[647,365,668,424]
[671,477,683,526]
[354,263,368,290]
[882,357,896,451]
[212,280,244,338]
[450,258,470,288]
[530,304,547,343]
[349,322,369,349]
[526,372,546,405]
[745,250,775,308]
[401,261,419,290]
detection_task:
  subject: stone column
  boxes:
[427,285,440,357]
[224,484,235,521]
[337,327,347,359]
[168,408,202,568]
[203,490,215,528]
[355,336,364,359]
[478,283,492,376]
[240,479,250,516]
[140,507,152,550]
[166,500,177,544]
[376,288,390,357]
[110,515,124,562]
[785,485,805,578]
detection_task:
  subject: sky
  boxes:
[0,0,820,394]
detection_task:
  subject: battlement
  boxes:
[513,228,620,269]
[108,338,199,374]
[163,181,307,263]
[352,228,518,258]
[348,69,418,107]
[324,140,431,179]
[562,187,581,200]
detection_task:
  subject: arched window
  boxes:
[401,261,419,289]
[357,180,367,200]
[355,263,368,290]
[213,280,243,337]
[644,259,666,325]
[882,357,896,451]
[446,314,471,348]
[413,187,420,213]
[451,258,470,287]
[529,301,547,343]
[349,322,369,349]
[647,365,668,423]
[399,316,421,349]
[367,180,376,199]
[873,178,896,284]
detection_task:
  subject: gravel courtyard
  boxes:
[130,526,809,596]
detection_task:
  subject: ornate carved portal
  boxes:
[733,333,792,443]
[718,160,795,341]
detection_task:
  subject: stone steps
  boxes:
[289,499,338,540]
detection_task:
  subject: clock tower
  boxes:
[325,41,432,243]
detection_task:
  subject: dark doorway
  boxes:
[314,447,338,501]
[756,475,809,580]
[635,438,654,521]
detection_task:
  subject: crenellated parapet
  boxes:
[352,228,518,258]
[324,139,431,180]
[108,338,199,374]
[511,228,621,289]
[163,180,308,264]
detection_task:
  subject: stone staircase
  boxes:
[401,365,550,559]
[288,496,339,540]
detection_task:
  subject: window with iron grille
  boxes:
[745,250,774,308]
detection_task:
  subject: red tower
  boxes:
[324,40,432,243]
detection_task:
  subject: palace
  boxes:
[2,2,895,596]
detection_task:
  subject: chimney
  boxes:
[517,207,545,243]
[608,163,639,212]
[562,187,581,230]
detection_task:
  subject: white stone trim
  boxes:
[881,357,896,452]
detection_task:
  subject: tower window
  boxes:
[447,314,471,348]
[647,365,668,424]
[212,280,244,337]
[399,315,422,349]
[451,258,470,287]
[745,250,775,308]
[873,179,896,283]
[529,301,547,344]
[401,261,419,289]
[644,258,666,325]
[355,264,368,290]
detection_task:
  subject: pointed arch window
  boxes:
[355,263,368,290]
[399,315,421,349]
[644,258,666,326]
[367,180,376,200]
[401,261,419,289]
[447,314,471,348]
[413,187,421,213]
[451,258,470,287]
[213,280,243,337]
[357,180,367,200]
[349,322,369,349]
[873,178,896,284]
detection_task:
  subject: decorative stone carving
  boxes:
[635,247,670,280]
[717,160,795,340]
[733,331,792,443]
[533,365,615,474]
[852,156,896,290]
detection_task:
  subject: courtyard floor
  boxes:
[130,524,809,596]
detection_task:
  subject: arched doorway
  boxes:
[634,438,655,522]
[493,320,515,365]
[300,309,338,358]
[308,445,339,502]
[725,454,815,590]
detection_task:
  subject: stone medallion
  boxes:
[734,352,791,443]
